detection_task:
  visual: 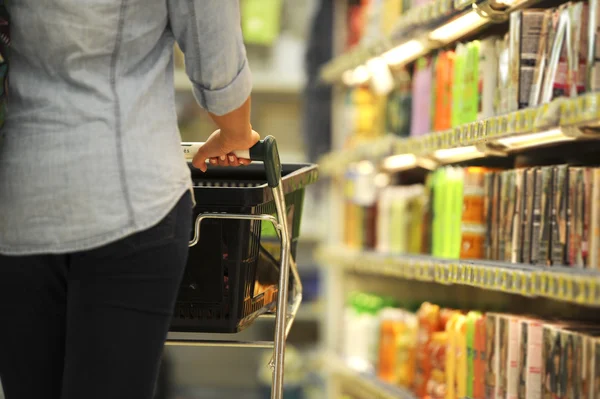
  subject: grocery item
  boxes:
[485,313,500,399]
[377,308,418,387]
[415,302,442,396]
[551,165,569,266]
[433,51,455,131]
[466,312,483,399]
[474,316,487,399]
[508,10,548,110]
[411,57,433,136]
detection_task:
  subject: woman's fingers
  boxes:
[207,154,250,168]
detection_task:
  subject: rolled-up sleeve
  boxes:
[167,0,252,116]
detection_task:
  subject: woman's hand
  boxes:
[192,129,260,172]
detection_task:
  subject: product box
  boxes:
[541,5,570,103]
[586,0,600,92]
[484,172,497,260]
[511,169,526,263]
[568,167,592,267]
[474,316,487,399]
[509,10,547,110]
[523,168,538,264]
[497,35,511,115]
[507,316,522,399]
[530,10,553,107]
[532,167,554,266]
[411,57,433,136]
[467,312,483,399]
[551,165,569,266]
[486,313,500,399]
[463,41,481,124]
[565,2,587,97]
[456,314,468,399]
[499,171,516,261]
[542,324,562,399]
[520,319,543,399]
[589,168,600,269]
[497,315,510,399]
[461,168,487,259]
[386,69,413,137]
[433,50,455,131]
[452,44,468,127]
[479,37,500,120]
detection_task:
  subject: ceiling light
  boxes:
[495,128,574,150]
[429,11,489,43]
[381,40,426,66]
[433,145,486,163]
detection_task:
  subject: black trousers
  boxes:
[0,192,193,399]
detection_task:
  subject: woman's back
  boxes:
[0,0,193,254]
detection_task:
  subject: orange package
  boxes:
[415,303,443,397]
[427,332,449,399]
[377,309,418,388]
[433,51,455,132]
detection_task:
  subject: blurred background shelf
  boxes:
[326,356,417,399]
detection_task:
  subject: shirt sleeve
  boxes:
[167,0,252,116]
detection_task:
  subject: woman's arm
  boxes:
[167,0,259,171]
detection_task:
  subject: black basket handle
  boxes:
[247,136,282,189]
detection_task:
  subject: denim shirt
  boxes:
[0,0,252,255]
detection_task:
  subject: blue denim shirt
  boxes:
[0,0,252,255]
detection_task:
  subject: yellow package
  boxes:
[445,313,462,399]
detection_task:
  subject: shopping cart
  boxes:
[167,136,318,399]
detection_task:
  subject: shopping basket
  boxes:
[167,136,318,399]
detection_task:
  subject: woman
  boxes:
[0,1,258,399]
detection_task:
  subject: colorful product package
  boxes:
[497,315,510,399]
[508,10,549,110]
[541,6,570,104]
[461,168,487,259]
[542,324,563,399]
[551,165,569,266]
[411,57,433,136]
[433,50,455,131]
[452,44,468,127]
[507,316,522,399]
[386,68,412,137]
[377,308,418,387]
[523,168,538,264]
[467,312,483,399]
[512,169,526,263]
[415,303,442,397]
[429,331,448,399]
[568,167,592,267]
[455,315,468,399]
[520,318,543,399]
[530,10,553,107]
[589,168,600,269]
[499,171,515,261]
[474,315,487,399]
[586,0,600,92]
[492,171,503,261]
[463,40,480,124]
[497,35,511,115]
[479,37,500,120]
[484,172,497,260]
[532,167,554,266]
[485,313,500,399]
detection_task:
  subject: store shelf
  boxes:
[326,356,416,399]
[316,246,600,307]
[319,93,600,175]
[174,69,304,95]
[321,0,540,84]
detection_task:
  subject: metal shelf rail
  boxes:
[319,93,600,175]
[316,246,600,307]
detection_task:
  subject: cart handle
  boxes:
[184,135,282,189]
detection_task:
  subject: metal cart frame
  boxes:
[167,136,303,399]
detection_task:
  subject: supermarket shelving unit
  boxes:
[319,0,600,398]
